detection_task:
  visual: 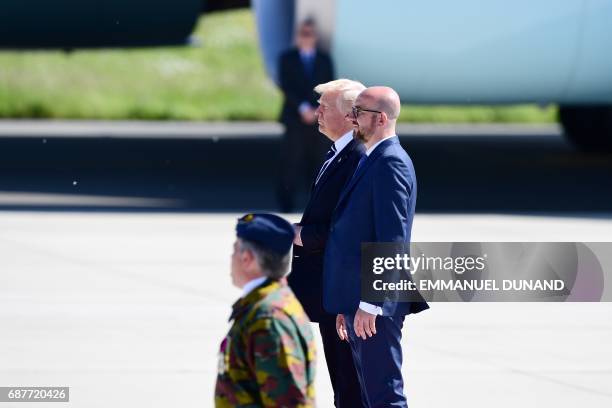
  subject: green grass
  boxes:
[398,104,556,123]
[0,9,556,123]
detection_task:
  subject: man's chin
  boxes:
[355,130,367,142]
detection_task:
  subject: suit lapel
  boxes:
[303,139,359,217]
[312,139,356,192]
[335,137,399,210]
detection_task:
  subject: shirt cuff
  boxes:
[296,224,303,246]
[298,102,312,114]
[359,301,383,315]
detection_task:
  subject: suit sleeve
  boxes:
[370,156,416,312]
[299,222,329,251]
[372,156,413,243]
[246,316,311,407]
[278,53,305,112]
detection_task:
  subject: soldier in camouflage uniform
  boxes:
[215,213,316,407]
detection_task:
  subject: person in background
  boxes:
[277,18,334,212]
[215,213,316,408]
[289,79,366,407]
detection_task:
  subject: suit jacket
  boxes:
[323,136,429,316]
[278,48,334,126]
[288,138,365,322]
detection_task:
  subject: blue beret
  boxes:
[236,213,294,255]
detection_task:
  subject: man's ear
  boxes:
[240,248,255,266]
[379,112,388,126]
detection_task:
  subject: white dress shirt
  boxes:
[332,130,354,157]
[315,131,354,184]
[359,134,397,316]
[241,276,267,297]
[366,134,396,156]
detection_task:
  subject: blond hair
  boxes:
[314,79,366,114]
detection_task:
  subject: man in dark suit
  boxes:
[323,87,429,407]
[288,79,366,407]
[277,19,334,212]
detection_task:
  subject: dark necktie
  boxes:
[314,144,337,185]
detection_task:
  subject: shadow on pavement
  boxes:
[0,131,611,215]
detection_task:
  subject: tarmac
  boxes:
[1,211,611,407]
[0,121,611,407]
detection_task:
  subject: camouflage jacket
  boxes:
[215,278,316,407]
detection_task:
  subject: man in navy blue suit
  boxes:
[288,79,367,407]
[323,86,429,407]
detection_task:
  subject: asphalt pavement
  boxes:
[1,212,611,408]
[0,121,611,407]
[0,121,610,213]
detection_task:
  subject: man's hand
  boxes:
[336,314,348,341]
[353,308,377,340]
[300,108,317,124]
[293,224,303,246]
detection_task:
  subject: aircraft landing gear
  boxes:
[559,105,612,152]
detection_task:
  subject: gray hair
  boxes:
[238,238,291,280]
[314,78,366,114]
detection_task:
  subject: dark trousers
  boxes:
[344,314,408,408]
[277,122,329,212]
[319,319,366,408]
